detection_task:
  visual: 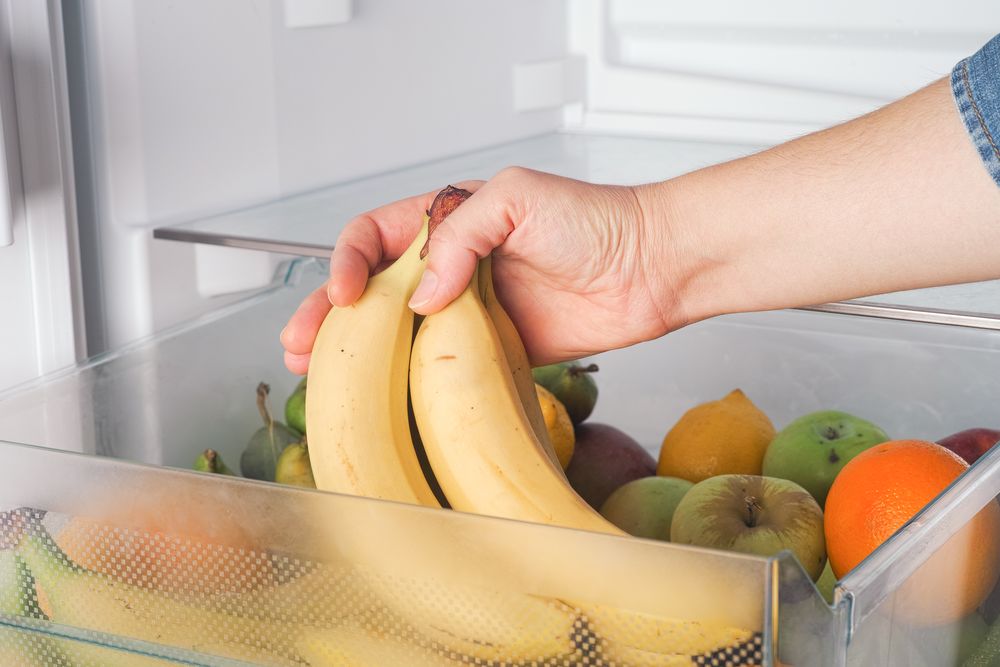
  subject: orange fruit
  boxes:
[824,439,1000,625]
[657,389,775,483]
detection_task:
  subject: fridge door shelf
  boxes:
[153,132,1000,330]
[0,257,998,665]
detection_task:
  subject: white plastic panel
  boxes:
[570,0,1000,144]
[70,0,569,352]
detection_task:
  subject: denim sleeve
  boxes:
[952,34,1000,188]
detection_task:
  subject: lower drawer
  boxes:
[0,258,998,666]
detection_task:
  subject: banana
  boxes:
[478,255,562,471]
[0,548,75,667]
[12,515,308,666]
[306,213,440,507]
[410,261,624,535]
[296,618,461,667]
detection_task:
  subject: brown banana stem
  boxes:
[420,185,473,259]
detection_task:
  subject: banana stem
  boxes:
[420,185,473,259]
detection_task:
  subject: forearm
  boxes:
[644,77,1000,326]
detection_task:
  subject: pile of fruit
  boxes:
[10,184,996,666]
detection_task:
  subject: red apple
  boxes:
[937,428,1000,465]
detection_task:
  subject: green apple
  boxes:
[762,410,888,507]
[599,476,693,540]
[671,474,827,581]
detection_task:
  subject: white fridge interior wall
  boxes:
[568,0,998,144]
[59,0,1000,359]
[0,0,84,400]
[65,0,568,355]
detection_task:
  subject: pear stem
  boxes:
[256,382,274,430]
[570,363,599,376]
[744,496,762,528]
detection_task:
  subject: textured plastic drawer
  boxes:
[0,258,998,666]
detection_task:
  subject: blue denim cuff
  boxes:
[952,34,1000,188]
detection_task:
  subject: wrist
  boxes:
[629,178,708,334]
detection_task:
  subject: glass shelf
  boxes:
[154,132,1000,328]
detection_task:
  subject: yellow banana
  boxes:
[410,261,623,535]
[477,255,562,471]
[14,520,307,666]
[306,215,440,507]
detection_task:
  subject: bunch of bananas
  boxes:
[304,186,763,666]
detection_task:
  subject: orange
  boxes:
[824,439,1000,625]
[657,389,775,483]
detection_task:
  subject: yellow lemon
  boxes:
[535,384,575,469]
[657,389,775,483]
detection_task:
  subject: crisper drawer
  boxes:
[0,258,999,666]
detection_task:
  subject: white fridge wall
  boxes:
[0,0,83,396]
[569,0,1000,144]
[70,0,568,351]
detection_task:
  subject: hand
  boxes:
[281,167,682,374]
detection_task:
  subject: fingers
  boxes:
[284,350,311,375]
[408,173,523,314]
[281,283,335,374]
[328,180,484,307]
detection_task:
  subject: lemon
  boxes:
[535,384,575,469]
[657,389,775,483]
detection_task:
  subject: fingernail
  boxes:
[279,326,288,342]
[408,270,438,309]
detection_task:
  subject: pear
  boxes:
[285,377,307,435]
[241,382,300,482]
[532,362,599,425]
[275,440,316,488]
[193,448,237,475]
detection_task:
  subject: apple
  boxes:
[599,476,693,540]
[937,428,1000,466]
[761,410,888,507]
[671,474,826,581]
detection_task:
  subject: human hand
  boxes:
[281,167,682,374]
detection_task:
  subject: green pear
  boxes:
[241,382,300,482]
[532,362,599,424]
[275,441,316,488]
[285,377,307,436]
[193,448,237,476]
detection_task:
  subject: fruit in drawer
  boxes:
[535,383,575,469]
[0,545,73,666]
[6,509,311,666]
[193,448,236,475]
[564,422,656,510]
[599,475,693,540]
[761,410,888,507]
[285,376,307,435]
[305,208,441,507]
[53,490,275,594]
[671,474,827,581]
[824,440,1000,625]
[275,440,316,488]
[409,257,623,535]
[532,361,600,425]
[657,389,776,483]
[937,427,1000,466]
[241,382,301,482]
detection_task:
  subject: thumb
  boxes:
[408,182,517,314]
